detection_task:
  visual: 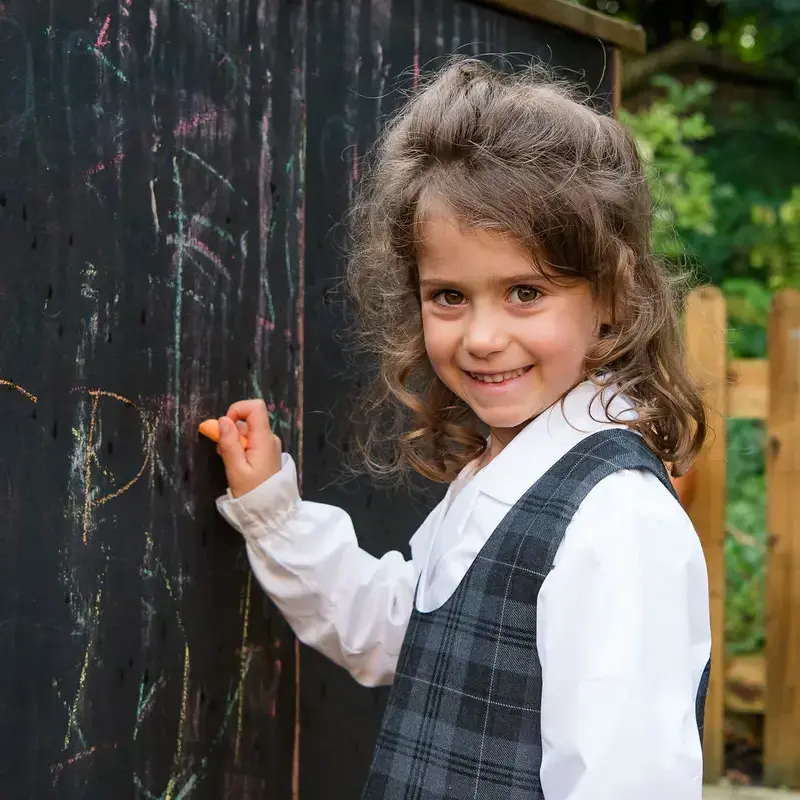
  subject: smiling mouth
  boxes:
[465,365,533,384]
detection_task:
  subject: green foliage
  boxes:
[720,0,800,74]
[750,187,800,289]
[725,418,766,655]
[618,76,717,262]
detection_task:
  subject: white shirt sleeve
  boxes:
[215,453,418,687]
[537,470,709,800]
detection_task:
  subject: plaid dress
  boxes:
[362,429,710,799]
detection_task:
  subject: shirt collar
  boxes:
[470,378,639,506]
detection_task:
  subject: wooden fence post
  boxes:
[764,288,800,788]
[684,287,727,783]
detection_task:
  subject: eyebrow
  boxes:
[418,272,548,289]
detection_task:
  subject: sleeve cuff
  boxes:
[215,452,300,539]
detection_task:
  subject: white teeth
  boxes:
[468,366,531,383]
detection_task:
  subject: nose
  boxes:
[462,307,509,358]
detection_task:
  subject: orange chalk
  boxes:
[198,418,248,449]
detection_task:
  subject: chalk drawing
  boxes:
[147,8,157,57]
[163,643,191,800]
[63,588,102,751]
[173,110,219,138]
[169,211,236,246]
[133,672,166,740]
[95,13,111,48]
[150,179,161,233]
[69,388,158,545]
[171,155,185,463]
[131,650,255,799]
[52,677,87,750]
[234,570,253,763]
[174,0,238,83]
[165,234,230,281]
[87,152,126,176]
[1,2,304,792]
[0,379,37,403]
[50,744,117,786]
[178,146,234,192]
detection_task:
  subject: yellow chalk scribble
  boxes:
[164,643,192,800]
[64,588,102,751]
[235,571,253,764]
[72,388,158,544]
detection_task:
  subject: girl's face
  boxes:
[418,212,604,446]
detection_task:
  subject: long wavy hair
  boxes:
[342,56,706,487]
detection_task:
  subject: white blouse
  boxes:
[216,380,711,800]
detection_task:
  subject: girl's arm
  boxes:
[537,469,710,800]
[216,452,419,687]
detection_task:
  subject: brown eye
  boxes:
[434,290,464,306]
[509,286,540,304]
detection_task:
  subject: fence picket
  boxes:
[685,287,728,783]
[764,289,800,788]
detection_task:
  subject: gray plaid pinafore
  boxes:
[362,429,710,799]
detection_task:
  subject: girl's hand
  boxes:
[216,399,282,498]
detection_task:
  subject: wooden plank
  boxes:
[611,47,622,117]
[479,0,647,54]
[764,289,800,788]
[684,287,727,783]
[728,359,768,419]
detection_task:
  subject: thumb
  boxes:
[217,416,248,476]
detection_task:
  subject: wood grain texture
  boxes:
[764,289,800,788]
[685,287,728,783]
[480,0,647,52]
[728,358,768,419]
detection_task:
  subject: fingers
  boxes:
[225,398,273,451]
[216,416,248,476]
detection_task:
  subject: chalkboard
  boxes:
[1,1,303,797]
[0,0,617,798]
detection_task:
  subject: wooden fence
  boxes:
[684,287,800,786]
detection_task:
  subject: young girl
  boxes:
[213,58,711,799]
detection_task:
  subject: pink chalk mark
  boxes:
[96,14,112,48]
[413,53,420,90]
[149,8,157,32]
[51,744,114,785]
[352,142,359,183]
[87,152,126,176]
[173,110,218,138]
[257,316,276,331]
[185,237,225,272]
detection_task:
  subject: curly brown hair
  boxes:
[342,56,706,487]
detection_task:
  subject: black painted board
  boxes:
[0,1,304,797]
[300,0,615,797]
